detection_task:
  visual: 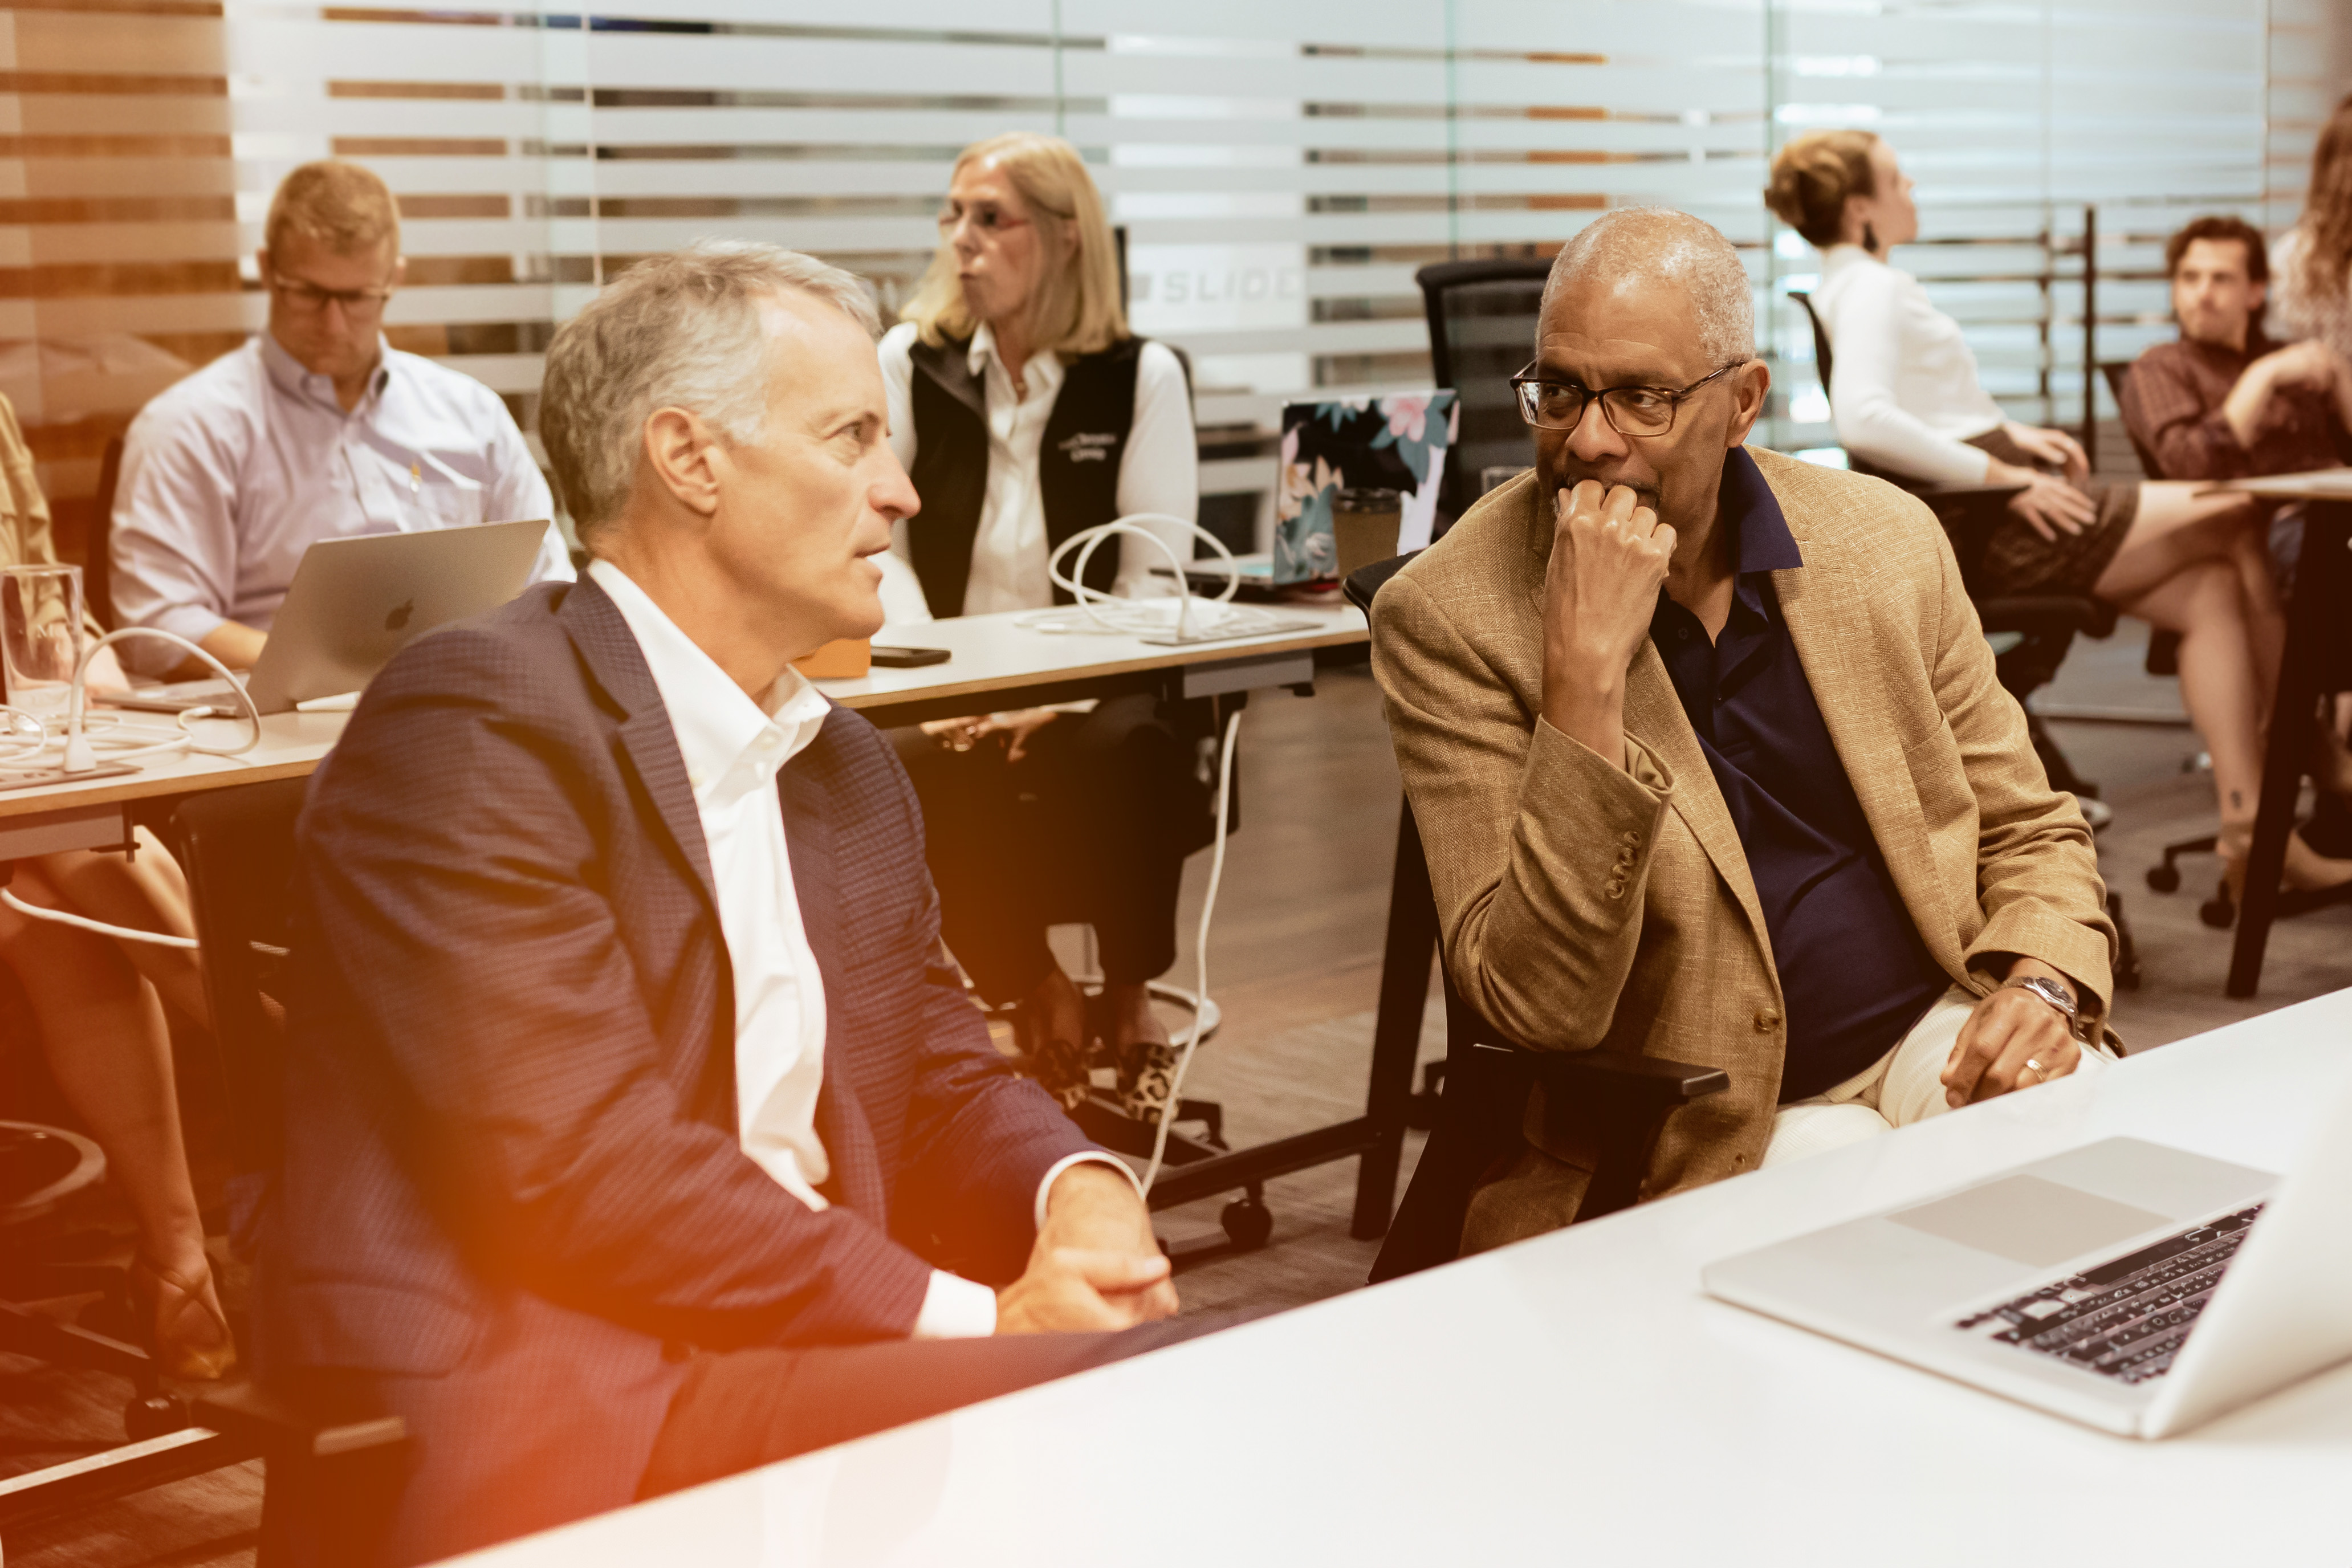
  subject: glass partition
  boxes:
[0,0,2310,567]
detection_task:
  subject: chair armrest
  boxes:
[1498,1040,1731,1222]
[1976,595,2114,640]
[192,1382,406,1460]
[1526,1046,1728,1104]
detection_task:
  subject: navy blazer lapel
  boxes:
[782,716,889,1220]
[556,577,720,915]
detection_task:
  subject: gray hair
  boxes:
[539,241,881,539]
[1539,207,1755,366]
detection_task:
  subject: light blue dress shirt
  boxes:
[108,332,571,673]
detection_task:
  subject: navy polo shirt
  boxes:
[1650,450,1950,1101]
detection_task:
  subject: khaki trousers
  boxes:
[1762,985,2114,1167]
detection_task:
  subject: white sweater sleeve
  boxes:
[1111,341,1200,598]
[1825,270,1995,486]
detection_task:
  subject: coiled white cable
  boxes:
[1018,514,1247,641]
[1,626,261,950]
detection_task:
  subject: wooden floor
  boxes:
[7,623,2349,1565]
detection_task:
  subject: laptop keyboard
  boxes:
[1952,1203,2264,1384]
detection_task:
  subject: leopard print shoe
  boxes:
[1116,1036,1182,1125]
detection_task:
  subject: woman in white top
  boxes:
[1771,130,2352,898]
[878,133,1205,1118]
[2,396,236,1379]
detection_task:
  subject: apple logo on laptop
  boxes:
[385,599,414,633]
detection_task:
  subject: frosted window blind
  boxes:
[0,0,2301,561]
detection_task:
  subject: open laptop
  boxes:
[1702,1072,2352,1438]
[112,518,552,716]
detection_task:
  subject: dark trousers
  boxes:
[892,694,1209,1004]
[638,1314,1236,1499]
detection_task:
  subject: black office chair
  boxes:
[954,689,1270,1258]
[0,786,405,1551]
[0,858,249,1535]
[1415,258,1551,529]
[87,434,124,630]
[1341,554,1731,1282]
[168,779,410,1564]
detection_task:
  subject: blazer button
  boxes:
[1753,1009,1781,1032]
[1605,877,1626,899]
[1621,830,1641,847]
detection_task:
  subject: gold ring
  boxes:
[2024,1058,2044,1079]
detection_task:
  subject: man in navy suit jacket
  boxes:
[262,242,1201,1563]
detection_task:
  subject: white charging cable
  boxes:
[1140,702,1243,1196]
[0,885,201,950]
[0,626,261,774]
[1019,514,1245,641]
[1,626,261,949]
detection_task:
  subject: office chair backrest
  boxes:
[1416,259,1550,524]
[1789,288,1911,483]
[88,434,124,630]
[2098,361,2166,478]
[1789,289,1836,394]
[1341,549,1423,616]
[173,776,312,1184]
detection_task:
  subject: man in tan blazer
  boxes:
[1374,209,2117,1253]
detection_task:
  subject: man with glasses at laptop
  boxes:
[108,158,570,679]
[1372,208,2120,1255]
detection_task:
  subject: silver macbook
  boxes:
[1703,1073,2352,1437]
[112,519,552,716]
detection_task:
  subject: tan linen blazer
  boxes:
[1372,447,2115,1251]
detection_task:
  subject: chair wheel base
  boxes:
[2199,891,2236,929]
[2146,864,2180,893]
[1220,1196,1273,1251]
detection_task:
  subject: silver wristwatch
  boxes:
[2002,974,2081,1037]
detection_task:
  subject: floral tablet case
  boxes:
[1273,391,1459,585]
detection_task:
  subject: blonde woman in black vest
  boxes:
[878,132,1202,1117]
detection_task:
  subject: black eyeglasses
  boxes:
[1510,360,1743,437]
[268,272,397,317]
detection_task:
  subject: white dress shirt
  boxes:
[588,561,1133,1337]
[109,333,572,673]
[1810,243,2008,485]
[877,320,1197,618]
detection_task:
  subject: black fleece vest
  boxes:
[904,333,1145,617]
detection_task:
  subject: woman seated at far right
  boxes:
[1768,128,2352,901]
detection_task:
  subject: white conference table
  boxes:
[0,602,1367,863]
[447,989,2352,1568]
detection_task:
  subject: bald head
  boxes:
[1540,208,1754,367]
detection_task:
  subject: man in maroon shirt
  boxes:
[2121,214,2352,843]
[2121,215,2350,484]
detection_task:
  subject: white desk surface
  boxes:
[0,604,1365,858]
[0,711,349,857]
[812,601,1366,714]
[447,989,2352,1568]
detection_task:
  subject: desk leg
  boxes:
[2228,500,2351,998]
[1352,800,1438,1239]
